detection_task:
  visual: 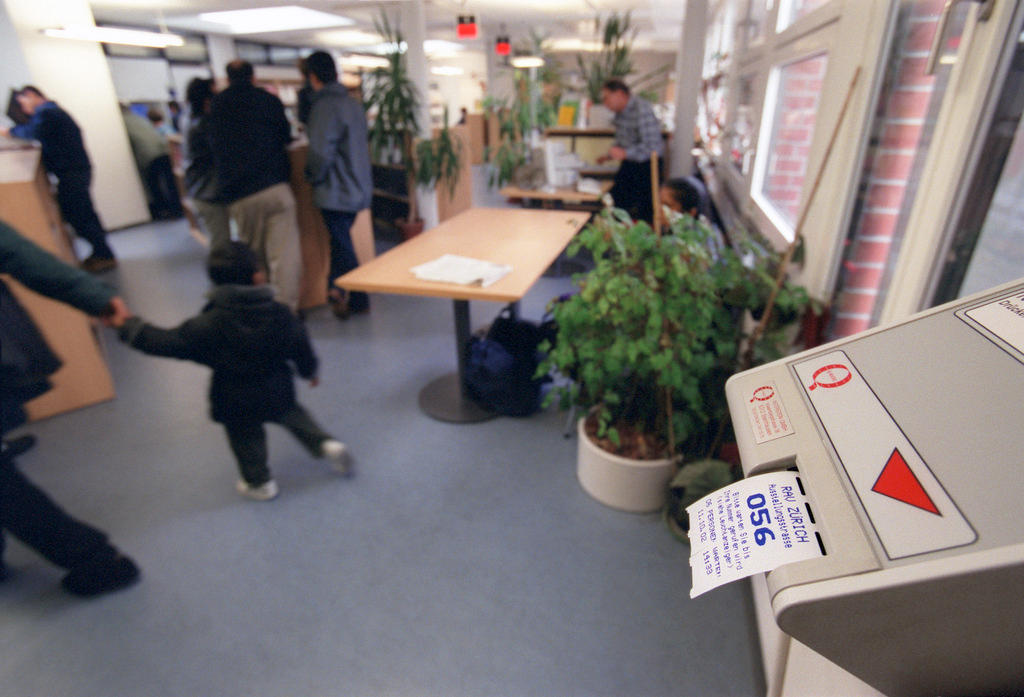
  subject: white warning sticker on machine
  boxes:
[743,381,794,444]
[962,289,1024,357]
[793,350,976,559]
[687,470,823,598]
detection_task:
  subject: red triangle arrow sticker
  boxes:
[871,448,941,515]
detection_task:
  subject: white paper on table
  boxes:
[410,254,512,287]
[687,470,824,598]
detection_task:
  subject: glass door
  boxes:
[878,0,1024,323]
[932,30,1024,301]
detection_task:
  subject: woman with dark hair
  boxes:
[183,78,231,252]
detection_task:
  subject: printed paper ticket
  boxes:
[688,470,824,598]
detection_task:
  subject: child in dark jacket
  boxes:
[119,242,349,500]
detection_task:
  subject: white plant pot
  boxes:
[576,417,677,513]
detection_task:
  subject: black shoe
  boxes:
[81,255,118,273]
[327,289,350,320]
[61,553,140,597]
[1,434,36,458]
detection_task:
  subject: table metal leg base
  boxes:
[418,373,497,423]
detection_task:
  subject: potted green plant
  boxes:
[538,208,812,513]
[363,14,465,238]
[414,107,464,204]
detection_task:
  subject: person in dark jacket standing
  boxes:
[208,60,302,310]
[304,50,373,318]
[1,86,117,272]
[183,78,231,252]
[0,220,138,597]
[119,242,350,501]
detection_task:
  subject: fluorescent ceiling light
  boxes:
[424,40,464,57]
[367,39,464,58]
[431,66,464,76]
[510,56,545,68]
[340,54,389,69]
[548,38,603,52]
[198,6,353,34]
[314,29,382,47]
[43,25,184,48]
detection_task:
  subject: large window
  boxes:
[701,0,897,300]
[777,0,832,31]
[754,52,828,229]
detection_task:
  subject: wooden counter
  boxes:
[0,145,115,420]
[288,143,375,309]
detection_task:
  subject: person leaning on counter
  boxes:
[1,86,118,273]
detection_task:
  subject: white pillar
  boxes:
[400,0,438,228]
[1,0,149,228]
[206,34,236,85]
[669,0,707,179]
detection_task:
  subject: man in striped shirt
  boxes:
[598,79,664,224]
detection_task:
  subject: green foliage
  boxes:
[664,459,738,538]
[363,12,419,168]
[364,13,464,218]
[414,108,464,199]
[481,97,530,188]
[482,53,559,189]
[539,209,813,462]
[577,11,671,103]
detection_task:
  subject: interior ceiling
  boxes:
[87,0,685,54]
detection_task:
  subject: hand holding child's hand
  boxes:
[100,296,132,328]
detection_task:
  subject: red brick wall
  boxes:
[829,0,944,338]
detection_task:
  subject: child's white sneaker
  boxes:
[320,439,351,475]
[235,479,279,501]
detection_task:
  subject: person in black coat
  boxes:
[119,242,350,500]
[0,220,139,597]
[207,60,302,309]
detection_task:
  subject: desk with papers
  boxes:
[335,207,591,422]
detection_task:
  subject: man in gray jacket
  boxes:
[304,50,373,318]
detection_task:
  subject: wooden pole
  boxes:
[650,151,662,235]
[741,66,861,370]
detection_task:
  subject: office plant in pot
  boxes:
[538,208,811,514]
[363,14,423,239]
[414,108,464,208]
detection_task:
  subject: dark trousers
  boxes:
[0,455,115,571]
[223,404,333,486]
[609,159,660,225]
[320,208,368,312]
[144,155,184,220]
[55,169,114,258]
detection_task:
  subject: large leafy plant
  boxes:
[539,208,812,462]
[414,108,464,199]
[363,13,464,223]
[577,11,670,104]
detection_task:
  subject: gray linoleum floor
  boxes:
[1,192,764,697]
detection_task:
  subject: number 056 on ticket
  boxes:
[687,470,824,598]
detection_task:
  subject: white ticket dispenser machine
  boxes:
[725,279,1024,697]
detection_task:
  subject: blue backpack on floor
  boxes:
[463,307,544,417]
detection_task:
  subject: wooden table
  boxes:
[335,207,590,422]
[499,180,612,209]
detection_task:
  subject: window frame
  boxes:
[703,0,898,298]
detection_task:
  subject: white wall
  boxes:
[2,0,149,229]
[108,57,174,102]
[428,50,487,125]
